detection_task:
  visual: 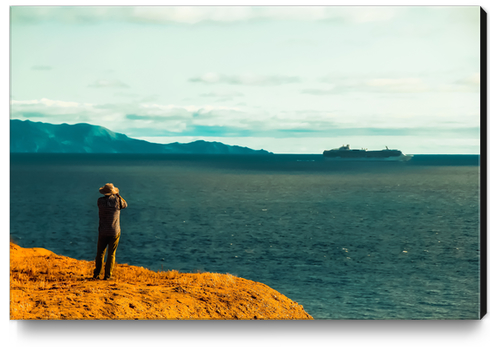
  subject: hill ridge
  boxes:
[10,119,272,155]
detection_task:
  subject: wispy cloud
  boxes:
[88,79,130,89]
[10,98,97,123]
[31,65,53,71]
[114,92,140,98]
[200,91,244,98]
[11,98,90,108]
[339,7,399,23]
[310,74,480,94]
[438,72,480,92]
[10,97,479,142]
[189,73,301,86]
[458,72,480,85]
[364,78,429,93]
[199,91,244,102]
[334,77,428,93]
[11,6,402,25]
[301,88,335,95]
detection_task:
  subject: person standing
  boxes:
[94,183,128,280]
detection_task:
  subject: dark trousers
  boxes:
[94,234,120,279]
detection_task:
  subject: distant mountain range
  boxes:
[10,119,273,155]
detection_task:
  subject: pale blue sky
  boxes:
[10,6,480,153]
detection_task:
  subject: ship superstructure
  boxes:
[323,144,412,161]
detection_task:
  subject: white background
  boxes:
[3,1,489,346]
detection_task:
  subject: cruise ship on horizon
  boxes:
[323,144,413,161]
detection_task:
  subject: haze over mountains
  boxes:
[10,119,272,155]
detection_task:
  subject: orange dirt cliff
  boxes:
[10,243,313,320]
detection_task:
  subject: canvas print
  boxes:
[10,6,482,320]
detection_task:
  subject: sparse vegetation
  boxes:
[10,243,313,320]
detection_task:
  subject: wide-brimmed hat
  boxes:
[99,183,119,195]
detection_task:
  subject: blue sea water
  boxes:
[9,153,481,319]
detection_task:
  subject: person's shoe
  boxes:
[103,277,113,280]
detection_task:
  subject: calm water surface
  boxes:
[10,154,481,319]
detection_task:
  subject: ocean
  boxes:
[9,153,481,319]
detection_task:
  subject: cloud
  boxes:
[31,65,53,71]
[114,92,140,98]
[339,7,399,24]
[437,72,480,92]
[121,106,338,137]
[460,73,480,85]
[313,72,481,95]
[11,6,402,25]
[200,91,244,98]
[9,97,280,136]
[11,98,89,108]
[127,104,250,132]
[189,73,301,86]
[10,98,98,123]
[199,91,244,102]
[16,112,46,118]
[364,78,429,93]
[139,103,241,114]
[313,76,432,94]
[131,7,254,24]
[88,79,130,89]
[10,97,478,142]
[301,88,335,95]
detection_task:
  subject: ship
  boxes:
[323,144,413,161]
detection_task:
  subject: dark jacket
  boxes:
[97,194,128,237]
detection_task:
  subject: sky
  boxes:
[9,5,481,154]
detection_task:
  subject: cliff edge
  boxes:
[10,243,313,320]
